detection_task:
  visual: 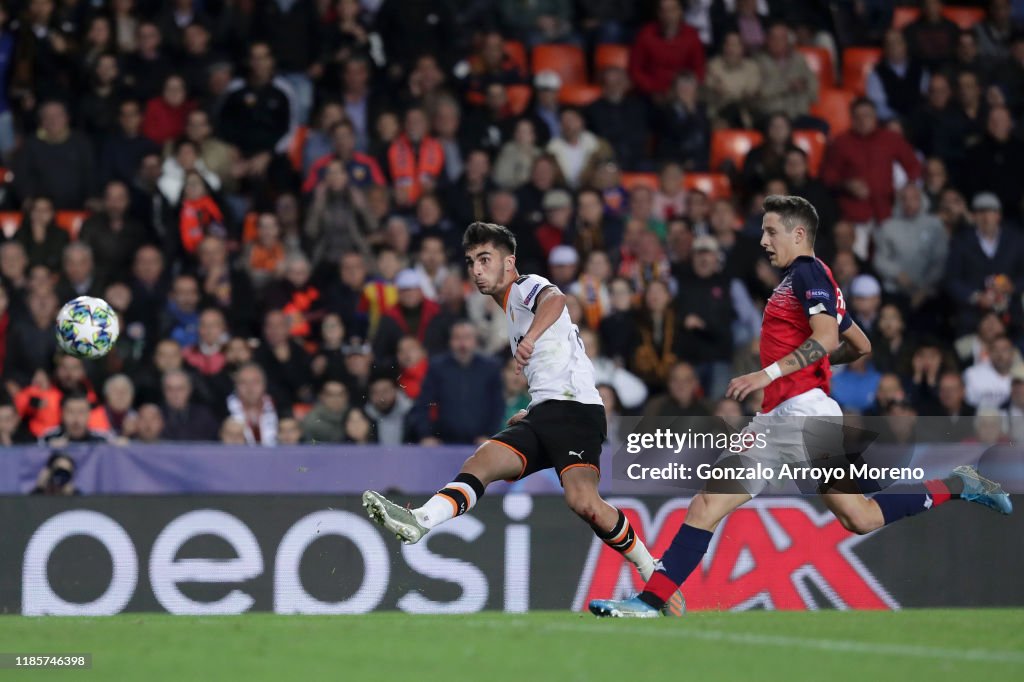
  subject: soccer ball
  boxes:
[55,296,120,359]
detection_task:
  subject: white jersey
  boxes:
[503,273,602,408]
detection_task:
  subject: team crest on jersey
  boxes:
[523,283,541,307]
[806,288,831,300]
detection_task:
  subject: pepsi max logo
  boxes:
[806,288,831,300]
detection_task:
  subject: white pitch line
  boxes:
[534,622,1024,665]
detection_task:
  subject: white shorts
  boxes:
[717,388,844,496]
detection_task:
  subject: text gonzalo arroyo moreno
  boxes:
[623,429,925,483]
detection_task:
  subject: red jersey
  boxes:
[761,255,850,412]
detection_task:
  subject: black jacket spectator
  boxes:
[409,352,503,443]
[374,0,456,74]
[945,223,1024,334]
[585,84,650,171]
[961,127,1024,223]
[13,124,97,209]
[162,403,221,441]
[250,0,320,74]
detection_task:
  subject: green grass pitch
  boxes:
[2,610,1022,681]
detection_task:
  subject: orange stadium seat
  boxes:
[892,6,985,30]
[506,84,532,115]
[558,83,602,106]
[811,88,854,134]
[595,44,629,72]
[288,125,308,171]
[943,6,984,29]
[842,47,881,96]
[504,40,528,74]
[683,173,731,200]
[792,129,827,176]
[797,45,835,91]
[55,211,89,238]
[620,172,659,191]
[531,44,587,86]
[0,210,21,238]
[892,7,919,30]
[710,129,763,171]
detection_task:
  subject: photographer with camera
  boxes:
[30,452,80,496]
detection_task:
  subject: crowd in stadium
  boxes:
[0,0,1022,451]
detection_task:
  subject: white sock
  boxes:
[414,479,480,529]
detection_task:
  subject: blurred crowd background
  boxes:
[0,0,1023,452]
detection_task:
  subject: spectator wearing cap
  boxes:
[674,235,735,400]
[821,98,921,228]
[964,334,1019,408]
[409,320,503,444]
[629,0,705,97]
[365,374,413,446]
[339,336,375,406]
[547,245,579,291]
[161,369,220,441]
[302,380,350,443]
[546,107,614,190]
[872,183,948,306]
[534,189,573,260]
[962,106,1024,223]
[226,362,278,446]
[945,192,1024,335]
[848,274,882,335]
[374,269,442,362]
[531,70,563,142]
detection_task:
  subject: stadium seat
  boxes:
[841,47,881,96]
[56,211,89,238]
[291,403,313,421]
[792,130,827,176]
[288,125,308,172]
[505,40,528,74]
[0,210,21,238]
[892,6,985,30]
[683,173,731,200]
[797,45,835,91]
[892,7,919,30]
[506,84,532,115]
[811,88,854,134]
[943,6,984,29]
[594,44,629,72]
[620,172,658,191]
[531,44,587,86]
[710,129,763,171]
[558,83,602,106]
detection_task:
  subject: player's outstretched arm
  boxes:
[829,320,872,366]
[727,314,840,401]
[514,287,566,373]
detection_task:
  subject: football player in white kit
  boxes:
[363,222,685,615]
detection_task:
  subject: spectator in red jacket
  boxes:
[629,0,705,97]
[142,74,197,145]
[821,98,921,228]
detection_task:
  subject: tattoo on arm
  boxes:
[828,341,861,366]
[783,338,827,371]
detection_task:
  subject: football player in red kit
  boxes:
[589,195,1012,618]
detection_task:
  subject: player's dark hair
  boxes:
[763,194,819,244]
[462,221,517,256]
